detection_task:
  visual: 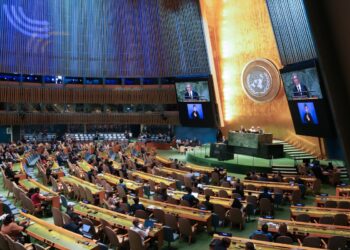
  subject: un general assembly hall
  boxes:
[0,0,349,250]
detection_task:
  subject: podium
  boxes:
[210,143,234,161]
[225,131,284,159]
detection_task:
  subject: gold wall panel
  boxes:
[200,0,320,155]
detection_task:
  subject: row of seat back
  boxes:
[296,213,348,226]
[324,200,350,209]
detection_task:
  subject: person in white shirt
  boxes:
[130,218,150,243]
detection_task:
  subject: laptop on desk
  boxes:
[81,224,93,239]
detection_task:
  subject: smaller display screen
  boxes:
[187,103,204,120]
[178,102,215,127]
[297,102,319,125]
[175,81,210,102]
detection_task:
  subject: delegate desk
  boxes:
[19,179,60,208]
[96,173,143,197]
[168,190,233,208]
[185,162,225,176]
[51,161,65,178]
[20,212,98,250]
[12,162,27,180]
[212,234,319,250]
[258,217,350,239]
[336,185,350,196]
[155,155,172,167]
[202,185,233,197]
[266,174,317,187]
[60,176,105,204]
[243,180,300,192]
[131,171,176,188]
[128,196,212,230]
[73,202,163,248]
[290,205,350,221]
[157,166,201,179]
[77,160,94,172]
[315,195,350,207]
[112,160,122,171]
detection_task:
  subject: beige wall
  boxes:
[200,0,321,155]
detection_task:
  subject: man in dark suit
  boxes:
[191,104,201,120]
[303,104,314,124]
[184,83,199,100]
[291,73,310,98]
[181,187,199,206]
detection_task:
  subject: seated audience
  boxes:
[4,162,19,184]
[249,223,273,241]
[231,197,243,210]
[203,194,214,211]
[181,187,199,207]
[118,178,128,193]
[63,215,82,235]
[130,197,145,215]
[155,187,168,202]
[1,214,30,243]
[258,187,273,203]
[245,242,256,250]
[213,237,231,250]
[130,218,150,243]
[30,188,48,212]
[273,222,295,242]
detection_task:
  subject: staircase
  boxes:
[273,140,348,180]
[271,164,298,175]
[274,140,316,161]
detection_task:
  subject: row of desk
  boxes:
[96,173,143,196]
[60,175,105,204]
[73,202,164,248]
[336,185,350,196]
[315,195,350,206]
[258,217,350,239]
[290,205,350,221]
[212,234,320,250]
[127,195,212,230]
[12,162,27,180]
[243,180,300,192]
[20,212,99,250]
[131,171,176,188]
[19,178,60,209]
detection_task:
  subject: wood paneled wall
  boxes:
[0,112,179,125]
[0,84,177,104]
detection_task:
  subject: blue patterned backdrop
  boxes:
[0,0,209,77]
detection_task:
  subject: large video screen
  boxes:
[281,67,323,100]
[280,59,335,137]
[175,81,210,102]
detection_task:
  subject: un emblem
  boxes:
[241,59,280,103]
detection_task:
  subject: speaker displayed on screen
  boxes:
[176,76,218,128]
[280,59,335,137]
